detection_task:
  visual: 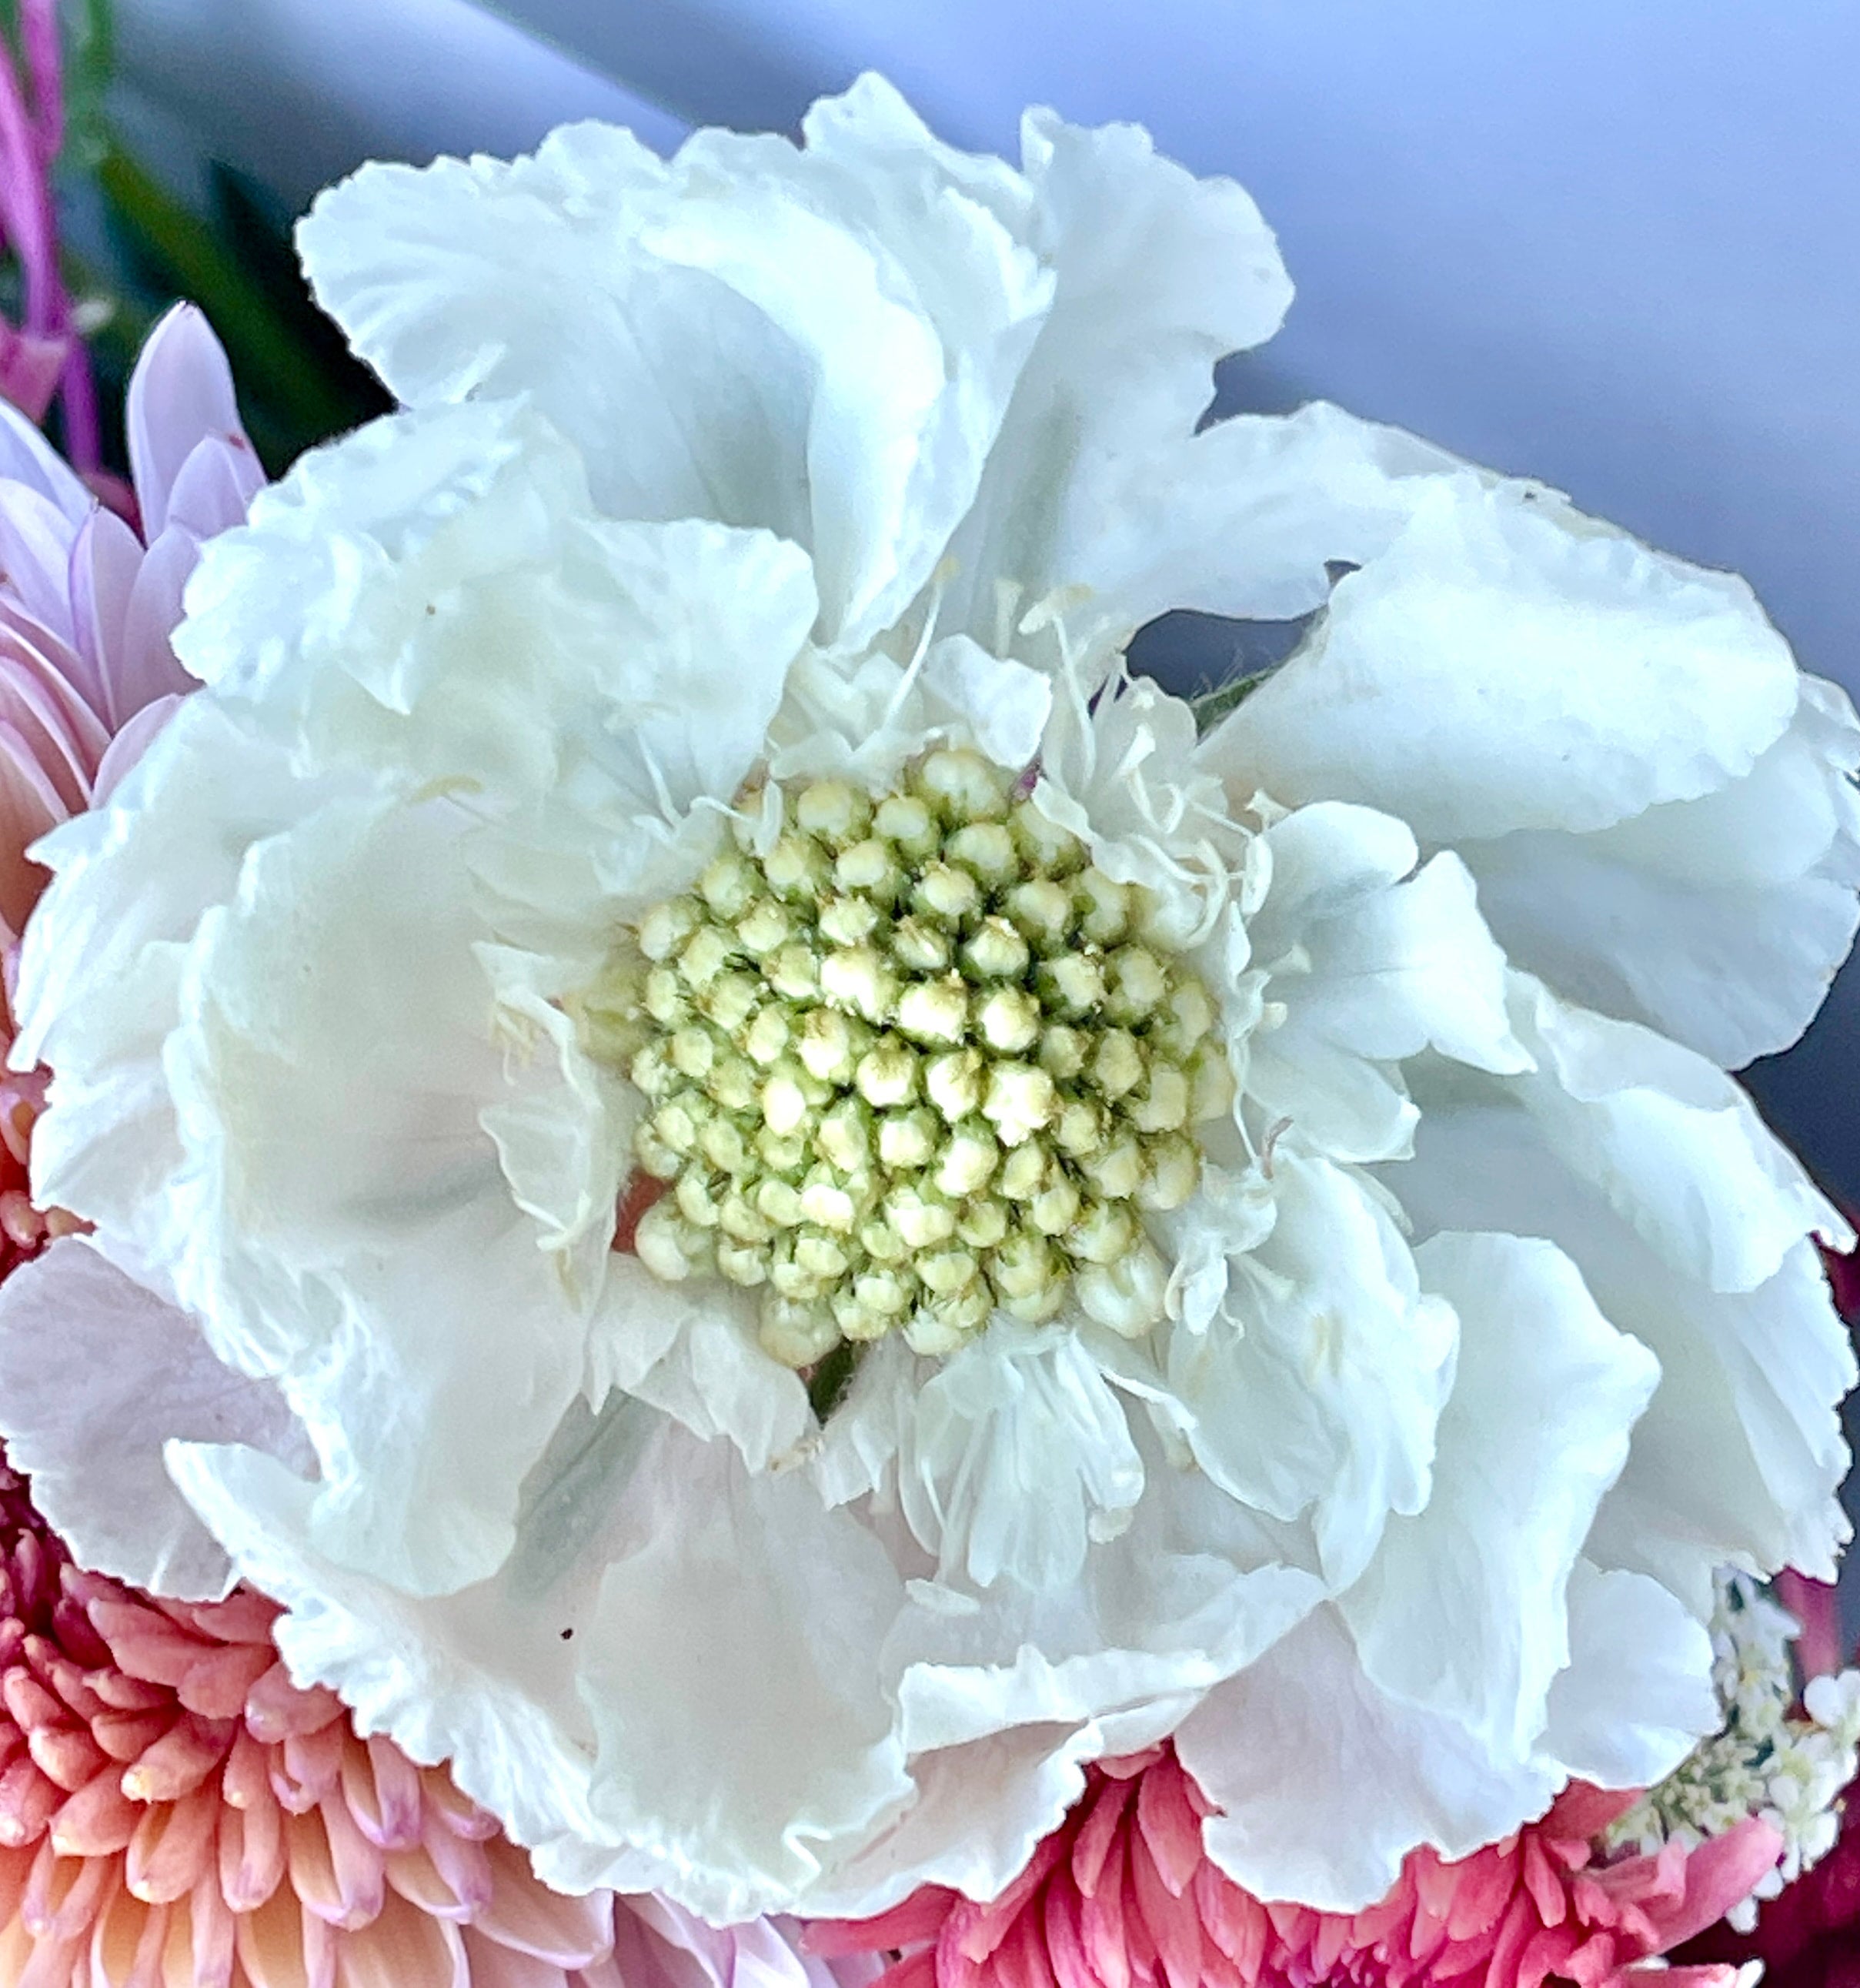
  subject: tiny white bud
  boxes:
[1076,1242,1168,1338]
[1077,872,1130,946]
[1137,1134,1200,1212]
[718,1188,774,1244]
[716,1240,769,1286]
[670,1026,715,1081]
[629,1041,675,1100]
[756,1178,804,1228]
[1105,945,1169,1025]
[756,1129,806,1176]
[918,747,1010,820]
[764,832,832,901]
[820,945,894,1023]
[1030,1175,1082,1235]
[675,1171,722,1228]
[925,1048,983,1122]
[795,780,872,847]
[700,850,758,919]
[759,1297,841,1368]
[637,897,700,963]
[935,1124,1000,1198]
[819,895,882,947]
[910,1285,993,1350]
[702,971,761,1035]
[1054,1095,1107,1158]
[918,1248,980,1298]
[736,897,791,957]
[651,1098,700,1156]
[878,1108,940,1171]
[835,838,901,899]
[947,821,1017,887]
[636,1202,705,1281]
[678,923,736,990]
[853,1269,913,1318]
[982,1062,1058,1146]
[699,1116,750,1175]
[1080,1132,1144,1201]
[831,1291,893,1343]
[873,791,939,858]
[761,1069,810,1136]
[794,1228,852,1278]
[643,966,685,1024]
[886,1185,957,1249]
[743,1004,791,1067]
[799,1009,861,1084]
[816,1099,871,1173]
[1129,1063,1191,1134]
[914,863,982,925]
[799,1180,858,1231]
[706,1051,758,1113]
[1069,1198,1137,1265]
[962,918,1033,984]
[897,977,970,1046]
[1091,1030,1144,1100]
[956,1199,1010,1248]
[857,1043,920,1108]
[977,986,1040,1054]
[1005,877,1073,951]
[1038,953,1104,1017]
[1010,800,1083,874]
[891,917,953,974]
[997,1142,1047,1201]
[765,941,820,1001]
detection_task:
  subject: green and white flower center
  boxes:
[581,747,1235,1370]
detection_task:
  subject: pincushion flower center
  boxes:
[581,747,1235,1369]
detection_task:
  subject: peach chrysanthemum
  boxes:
[810,1746,1785,1988]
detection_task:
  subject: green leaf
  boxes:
[1190,669,1273,737]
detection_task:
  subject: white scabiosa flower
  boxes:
[1,75,1854,1923]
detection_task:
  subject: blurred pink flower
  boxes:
[0,302,264,950]
[0,0,98,457]
[810,1746,1782,1988]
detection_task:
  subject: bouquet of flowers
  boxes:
[4,10,1859,1987]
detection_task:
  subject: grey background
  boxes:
[112,0,1860,1215]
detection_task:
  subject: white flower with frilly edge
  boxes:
[0,75,1855,1926]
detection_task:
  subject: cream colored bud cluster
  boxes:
[585,747,1234,1371]
[1605,1571,1860,1930]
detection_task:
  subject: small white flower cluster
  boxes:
[1607,1572,1860,1930]
[581,747,1234,1368]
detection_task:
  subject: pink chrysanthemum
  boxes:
[810,1747,1785,1988]
[0,299,262,949]
[0,1453,621,1986]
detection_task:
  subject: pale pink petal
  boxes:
[125,304,252,543]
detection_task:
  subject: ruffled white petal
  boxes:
[893,1321,1146,1592]
[1176,1605,1559,1911]
[1388,994,1854,1609]
[1340,1231,1659,1762]
[1539,1562,1718,1789]
[1242,802,1529,1161]
[1162,1148,1456,1591]
[0,1238,309,1600]
[1206,471,1857,1064]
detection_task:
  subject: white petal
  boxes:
[1539,1562,1718,1789]
[1087,399,1463,630]
[1339,1232,1659,1761]
[894,1322,1146,1592]
[1510,977,1841,1291]
[1390,1071,1854,1610]
[1176,1605,1558,1912]
[169,1406,916,1923]
[299,89,1050,653]
[579,1423,913,1917]
[1166,1150,1456,1590]
[0,1238,308,1600]
[939,108,1294,634]
[1216,476,1801,844]
[1464,680,1860,1064]
[1246,804,1528,1161]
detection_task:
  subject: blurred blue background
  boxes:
[113,0,1860,1217]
